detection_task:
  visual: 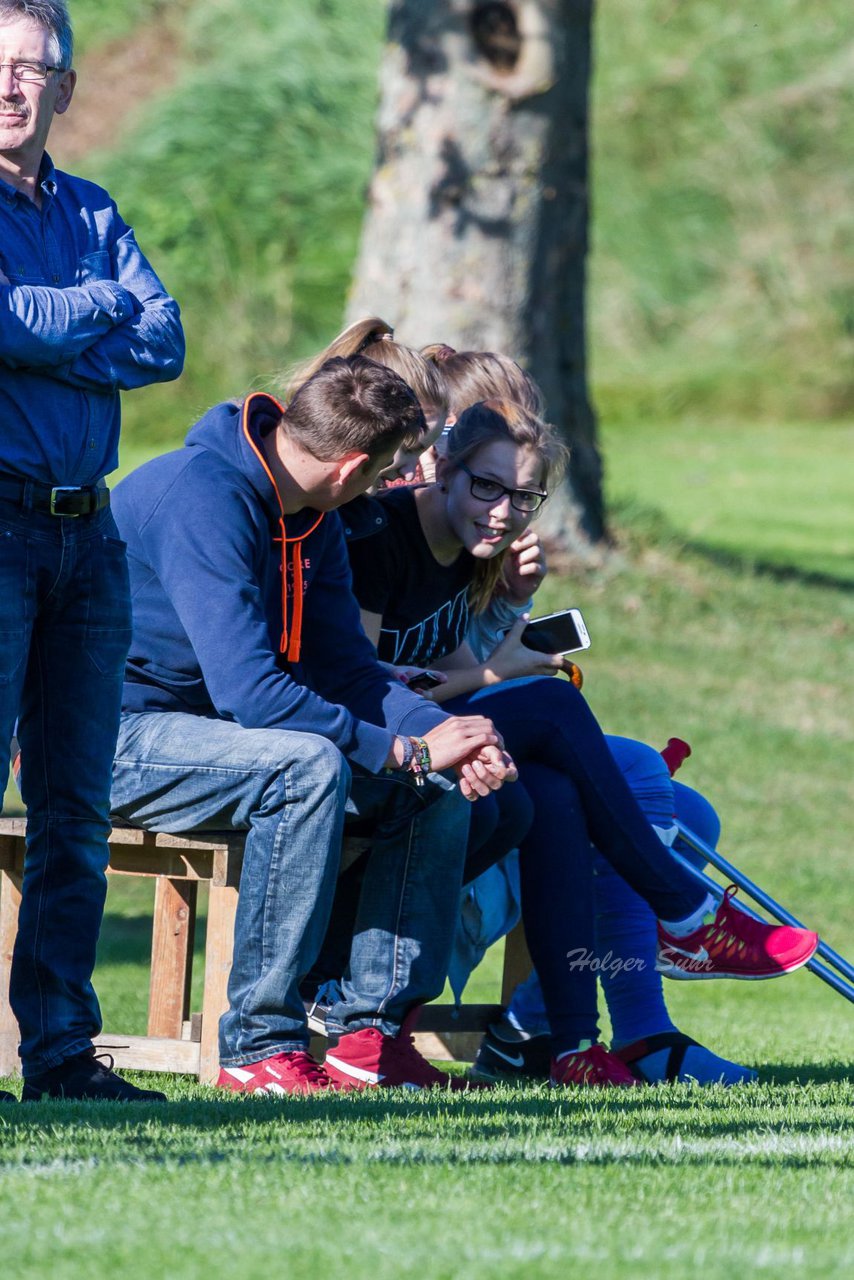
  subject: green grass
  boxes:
[1,1082,853,1278]
[601,417,854,582]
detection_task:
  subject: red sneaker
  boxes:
[656,886,818,981]
[217,1050,333,1095]
[550,1043,639,1088]
[324,1026,489,1091]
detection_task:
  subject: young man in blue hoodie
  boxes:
[109,356,517,1093]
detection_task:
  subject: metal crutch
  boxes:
[672,820,854,1006]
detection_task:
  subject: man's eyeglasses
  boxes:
[458,463,547,513]
[0,61,66,83]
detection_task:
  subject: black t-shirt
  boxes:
[346,486,475,666]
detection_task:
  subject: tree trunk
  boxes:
[348,0,605,548]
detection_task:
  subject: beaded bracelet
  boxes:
[406,736,431,787]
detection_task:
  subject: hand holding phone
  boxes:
[520,608,590,656]
[486,616,569,683]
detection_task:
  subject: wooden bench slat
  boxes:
[92,1034,201,1074]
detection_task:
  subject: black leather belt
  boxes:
[0,474,110,517]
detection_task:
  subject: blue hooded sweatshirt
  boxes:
[113,392,447,773]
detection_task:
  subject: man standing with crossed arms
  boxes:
[0,0,184,1102]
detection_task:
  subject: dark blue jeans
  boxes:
[0,497,131,1075]
[445,677,707,1054]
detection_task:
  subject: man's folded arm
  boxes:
[45,228,185,390]
[0,276,139,368]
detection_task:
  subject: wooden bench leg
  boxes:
[199,850,240,1085]
[0,863,22,1077]
[148,877,197,1039]
[501,919,532,1006]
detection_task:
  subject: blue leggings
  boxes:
[508,738,721,1046]
[445,678,707,1054]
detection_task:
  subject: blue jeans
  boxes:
[111,713,470,1064]
[0,497,131,1075]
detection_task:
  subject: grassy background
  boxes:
[589,0,853,425]
[1,3,851,1276]
[602,417,854,583]
[0,1086,852,1279]
[60,0,852,445]
[66,0,165,50]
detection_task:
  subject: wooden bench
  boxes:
[0,817,531,1083]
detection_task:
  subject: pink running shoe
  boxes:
[217,1050,333,1095]
[325,1026,489,1092]
[656,886,818,981]
[550,1043,639,1088]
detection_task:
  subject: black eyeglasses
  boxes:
[0,61,66,83]
[458,463,547,513]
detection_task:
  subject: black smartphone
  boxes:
[407,670,444,693]
[521,608,591,655]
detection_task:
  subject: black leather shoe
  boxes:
[21,1049,167,1102]
[0,1089,16,1102]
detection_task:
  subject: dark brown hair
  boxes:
[284,356,425,463]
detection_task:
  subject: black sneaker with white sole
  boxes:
[470,1013,551,1083]
[22,1049,167,1103]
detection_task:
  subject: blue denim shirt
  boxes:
[0,154,185,486]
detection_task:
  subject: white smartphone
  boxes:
[521,608,590,655]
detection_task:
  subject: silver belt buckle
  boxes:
[49,485,84,516]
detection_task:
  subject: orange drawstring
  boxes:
[278,520,289,656]
[241,392,324,664]
[287,540,304,663]
[277,512,322,660]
